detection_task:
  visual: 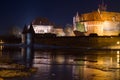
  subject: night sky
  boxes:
[0,0,120,34]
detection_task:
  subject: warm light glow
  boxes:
[54,28,65,36]
[0,40,4,44]
[103,21,111,31]
[56,55,65,64]
[0,40,4,50]
[0,40,4,51]
[103,21,119,31]
[117,41,120,45]
[0,46,3,51]
[117,51,120,54]
[116,51,120,68]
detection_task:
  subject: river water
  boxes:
[1,45,120,80]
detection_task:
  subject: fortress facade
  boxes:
[73,3,120,36]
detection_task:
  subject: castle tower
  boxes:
[22,24,28,44]
[26,24,35,46]
[98,0,107,11]
[73,12,80,30]
[75,12,80,22]
[73,16,76,30]
[22,24,35,46]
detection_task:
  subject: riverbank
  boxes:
[35,36,120,49]
[1,35,120,49]
[0,63,37,80]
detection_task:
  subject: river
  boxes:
[0,44,120,80]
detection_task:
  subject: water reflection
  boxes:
[21,46,34,68]
[1,45,120,80]
[33,50,120,80]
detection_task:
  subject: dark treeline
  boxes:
[0,35,21,43]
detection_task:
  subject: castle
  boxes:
[73,2,120,36]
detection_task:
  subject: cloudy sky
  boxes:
[0,0,119,34]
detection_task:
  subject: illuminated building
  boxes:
[30,25,54,34]
[28,17,65,36]
[31,25,65,36]
[31,17,54,34]
[73,2,120,36]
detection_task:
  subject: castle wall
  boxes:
[74,11,120,36]
[84,21,120,36]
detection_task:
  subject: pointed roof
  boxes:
[27,24,35,34]
[98,0,107,11]
[22,24,28,34]
[76,12,79,17]
[22,24,35,34]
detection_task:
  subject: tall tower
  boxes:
[73,16,76,30]
[75,12,80,22]
[98,0,107,11]
[73,12,80,30]
[22,24,35,46]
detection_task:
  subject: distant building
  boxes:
[30,25,54,34]
[27,17,65,36]
[31,17,54,34]
[73,2,120,36]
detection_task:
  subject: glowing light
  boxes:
[117,51,120,54]
[117,41,120,45]
[103,21,111,31]
[0,40,4,44]
[56,55,65,64]
[0,40,4,51]
[116,52,120,67]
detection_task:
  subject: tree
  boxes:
[64,24,75,36]
[7,26,22,37]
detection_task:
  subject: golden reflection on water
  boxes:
[1,45,120,80]
[117,51,120,67]
[0,46,3,51]
[0,40,4,51]
[69,50,120,80]
[0,40,4,57]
